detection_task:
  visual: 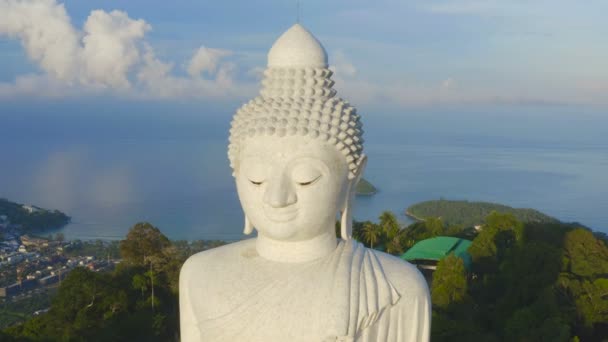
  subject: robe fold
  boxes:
[180,239,430,342]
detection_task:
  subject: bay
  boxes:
[1,102,606,240]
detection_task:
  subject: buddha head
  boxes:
[228,24,365,242]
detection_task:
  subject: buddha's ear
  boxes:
[340,154,367,240]
[350,154,368,189]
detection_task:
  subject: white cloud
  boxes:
[330,50,357,78]
[81,10,150,88]
[187,46,232,78]
[0,0,605,107]
[0,74,69,97]
[132,45,254,100]
[0,0,252,99]
[334,73,606,109]
[246,66,265,80]
[0,0,79,80]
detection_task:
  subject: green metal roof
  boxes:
[401,236,472,269]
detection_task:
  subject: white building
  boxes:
[22,205,40,213]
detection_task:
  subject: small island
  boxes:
[0,198,70,234]
[355,177,377,196]
[406,199,559,227]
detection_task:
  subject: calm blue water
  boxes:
[1,101,606,239]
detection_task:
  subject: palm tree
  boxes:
[386,235,404,255]
[379,211,400,241]
[362,222,381,249]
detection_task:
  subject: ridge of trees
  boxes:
[0,198,70,233]
[407,199,559,228]
[351,210,608,340]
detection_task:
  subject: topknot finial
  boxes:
[268,24,328,68]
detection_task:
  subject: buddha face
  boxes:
[235,135,352,242]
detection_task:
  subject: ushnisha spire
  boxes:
[228,24,364,179]
[267,24,328,68]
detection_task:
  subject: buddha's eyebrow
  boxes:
[288,157,330,173]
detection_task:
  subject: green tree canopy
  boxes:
[563,228,608,278]
[379,211,400,240]
[432,254,468,310]
[119,222,171,266]
[467,212,523,271]
[361,222,381,249]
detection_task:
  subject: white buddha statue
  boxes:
[180,24,431,342]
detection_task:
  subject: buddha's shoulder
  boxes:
[180,238,257,277]
[372,250,430,301]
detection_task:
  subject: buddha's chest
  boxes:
[189,259,344,341]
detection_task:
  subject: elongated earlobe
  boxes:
[341,154,367,240]
[243,216,254,235]
[340,204,352,240]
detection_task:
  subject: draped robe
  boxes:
[180,239,430,341]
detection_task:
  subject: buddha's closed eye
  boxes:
[242,160,267,186]
[292,165,322,186]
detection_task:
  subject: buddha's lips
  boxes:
[263,206,299,222]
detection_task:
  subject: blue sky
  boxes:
[0,0,607,110]
[1,1,607,234]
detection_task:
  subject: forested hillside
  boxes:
[407,199,559,227]
[0,199,70,232]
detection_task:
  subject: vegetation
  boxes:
[2,206,607,341]
[64,240,121,260]
[431,254,467,310]
[350,209,607,341]
[407,199,559,228]
[1,222,182,341]
[0,199,70,232]
[432,218,608,341]
[355,178,377,195]
[352,212,465,254]
[0,289,55,329]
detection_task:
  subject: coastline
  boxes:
[404,210,426,222]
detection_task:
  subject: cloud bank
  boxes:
[0,0,606,108]
[0,0,253,99]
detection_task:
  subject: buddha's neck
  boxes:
[256,231,338,263]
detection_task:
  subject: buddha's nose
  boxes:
[263,175,297,208]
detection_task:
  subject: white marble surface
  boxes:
[180,23,431,341]
[268,23,328,68]
[180,239,431,341]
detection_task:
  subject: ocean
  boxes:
[1,101,606,240]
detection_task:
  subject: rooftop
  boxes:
[401,236,472,270]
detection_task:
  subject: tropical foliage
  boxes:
[431,254,467,309]
[2,222,182,342]
[0,198,70,232]
[3,208,607,341]
[433,216,608,341]
[407,199,558,227]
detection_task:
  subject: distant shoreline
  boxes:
[404,210,425,222]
